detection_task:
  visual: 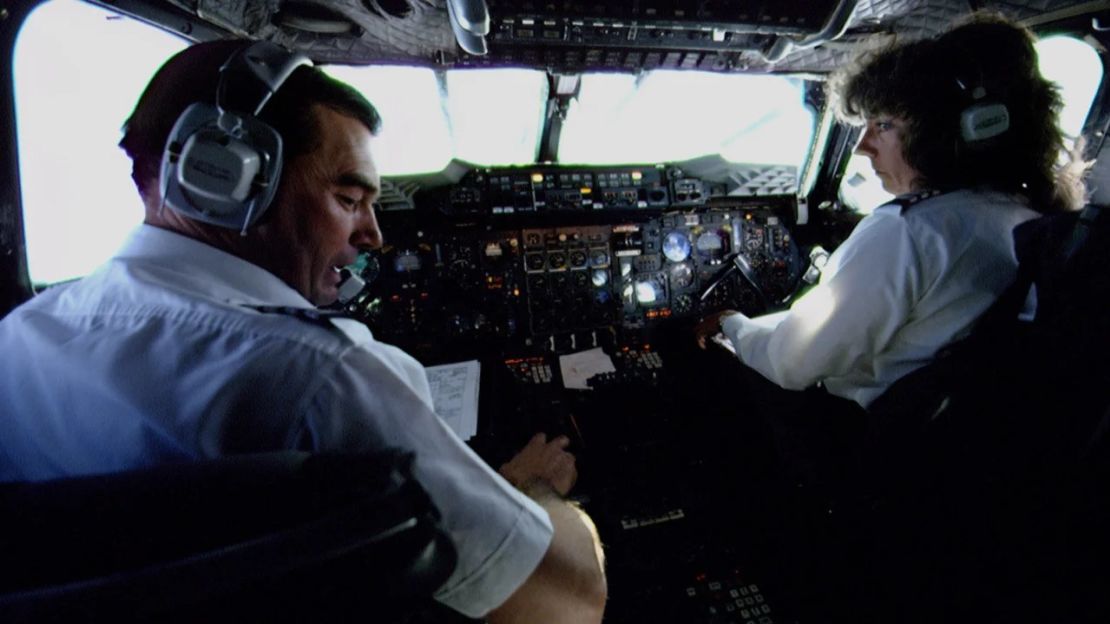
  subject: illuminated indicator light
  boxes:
[420,292,429,300]
[513,288,520,297]
[531,173,544,183]
[390,295,402,302]
[631,171,642,181]
[745,213,753,220]
[580,187,592,194]
[635,280,658,304]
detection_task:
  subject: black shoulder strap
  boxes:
[241,304,354,328]
[1065,205,1104,266]
[885,189,946,214]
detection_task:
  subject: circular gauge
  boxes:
[394,250,422,273]
[746,230,764,250]
[591,269,609,288]
[590,249,610,268]
[569,250,588,268]
[547,252,567,270]
[669,262,694,289]
[525,252,546,271]
[695,231,728,262]
[662,231,692,263]
[527,274,548,292]
[673,294,694,314]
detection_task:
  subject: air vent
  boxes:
[276,2,359,35]
[364,0,415,19]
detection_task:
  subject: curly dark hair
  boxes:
[828,12,1085,212]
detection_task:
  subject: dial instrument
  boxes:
[662,231,691,263]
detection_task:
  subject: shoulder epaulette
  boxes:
[882,189,945,214]
[242,304,353,328]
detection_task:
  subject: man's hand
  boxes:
[694,309,740,350]
[499,432,577,497]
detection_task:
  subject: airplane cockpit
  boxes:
[2,0,1109,622]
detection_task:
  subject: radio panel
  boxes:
[441,165,671,216]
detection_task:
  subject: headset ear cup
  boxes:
[160,103,284,231]
[158,41,309,233]
[960,101,1010,143]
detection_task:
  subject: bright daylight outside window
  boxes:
[558,70,815,167]
[323,65,548,175]
[15,0,549,284]
[15,0,187,285]
[13,0,1103,285]
[839,35,1104,214]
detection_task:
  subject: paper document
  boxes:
[558,347,616,390]
[425,360,480,440]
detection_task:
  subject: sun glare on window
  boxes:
[558,71,815,167]
[15,0,186,284]
[322,65,454,176]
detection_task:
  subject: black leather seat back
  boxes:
[0,451,457,623]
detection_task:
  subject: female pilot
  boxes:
[694,13,1086,480]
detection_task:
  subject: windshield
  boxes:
[12,0,810,284]
[326,64,815,175]
[560,71,814,166]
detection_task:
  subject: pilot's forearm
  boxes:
[487,480,607,624]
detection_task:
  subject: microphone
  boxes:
[333,251,381,307]
[336,268,366,304]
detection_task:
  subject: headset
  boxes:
[956,75,1010,144]
[160,41,312,235]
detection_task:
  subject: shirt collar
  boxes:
[114,224,313,309]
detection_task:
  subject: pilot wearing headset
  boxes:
[694,13,1086,488]
[0,40,605,623]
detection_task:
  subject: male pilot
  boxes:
[0,40,606,623]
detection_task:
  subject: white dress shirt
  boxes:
[721,189,1039,408]
[0,224,552,617]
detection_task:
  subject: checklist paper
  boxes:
[425,360,480,440]
[558,347,616,390]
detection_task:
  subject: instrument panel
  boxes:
[345,165,804,355]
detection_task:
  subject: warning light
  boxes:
[531,173,544,183]
[631,171,643,181]
[580,187,592,194]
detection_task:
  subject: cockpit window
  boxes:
[13,0,1098,287]
[322,66,550,174]
[15,0,187,285]
[839,34,1104,214]
[559,71,815,167]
